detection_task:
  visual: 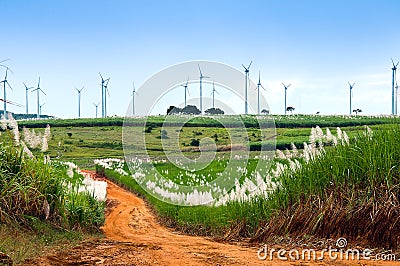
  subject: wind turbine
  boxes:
[198,65,209,114]
[282,83,291,115]
[93,102,99,118]
[39,103,45,116]
[32,77,46,119]
[256,71,266,114]
[24,82,34,114]
[131,81,137,116]
[104,78,110,117]
[99,73,110,118]
[242,61,252,114]
[181,77,189,107]
[75,86,84,118]
[348,82,355,115]
[211,81,219,109]
[1,68,13,116]
[391,58,399,115]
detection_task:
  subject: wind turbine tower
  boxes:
[392,59,399,115]
[24,82,33,114]
[242,61,252,114]
[93,102,99,118]
[348,82,355,115]
[39,103,45,116]
[256,71,266,114]
[198,65,209,114]
[282,83,291,115]
[32,77,46,119]
[104,79,110,117]
[211,81,219,109]
[99,73,110,118]
[76,86,84,118]
[1,68,12,117]
[181,78,189,107]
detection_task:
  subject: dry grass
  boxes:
[251,186,400,249]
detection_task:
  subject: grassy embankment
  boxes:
[0,120,105,264]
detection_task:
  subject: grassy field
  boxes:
[7,114,400,253]
[18,114,400,129]
[22,115,400,168]
[99,123,400,249]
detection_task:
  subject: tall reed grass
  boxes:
[0,116,104,231]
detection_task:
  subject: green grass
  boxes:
[17,114,400,129]
[0,124,105,264]
[17,116,400,168]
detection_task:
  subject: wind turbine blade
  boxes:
[203,76,210,79]
[242,64,247,70]
[40,88,46,95]
[248,61,252,69]
[287,84,291,88]
[3,67,13,77]
[198,64,203,76]
[38,77,40,88]
[261,84,266,90]
[99,72,104,81]
[186,88,190,96]
[6,81,12,91]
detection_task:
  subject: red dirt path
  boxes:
[27,171,399,265]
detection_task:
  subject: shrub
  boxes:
[190,139,200,146]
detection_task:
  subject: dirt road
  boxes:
[28,172,399,265]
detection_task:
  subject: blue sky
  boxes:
[1,0,399,117]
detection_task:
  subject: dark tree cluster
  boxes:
[204,108,224,115]
[167,105,201,115]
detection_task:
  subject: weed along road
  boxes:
[29,171,400,266]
